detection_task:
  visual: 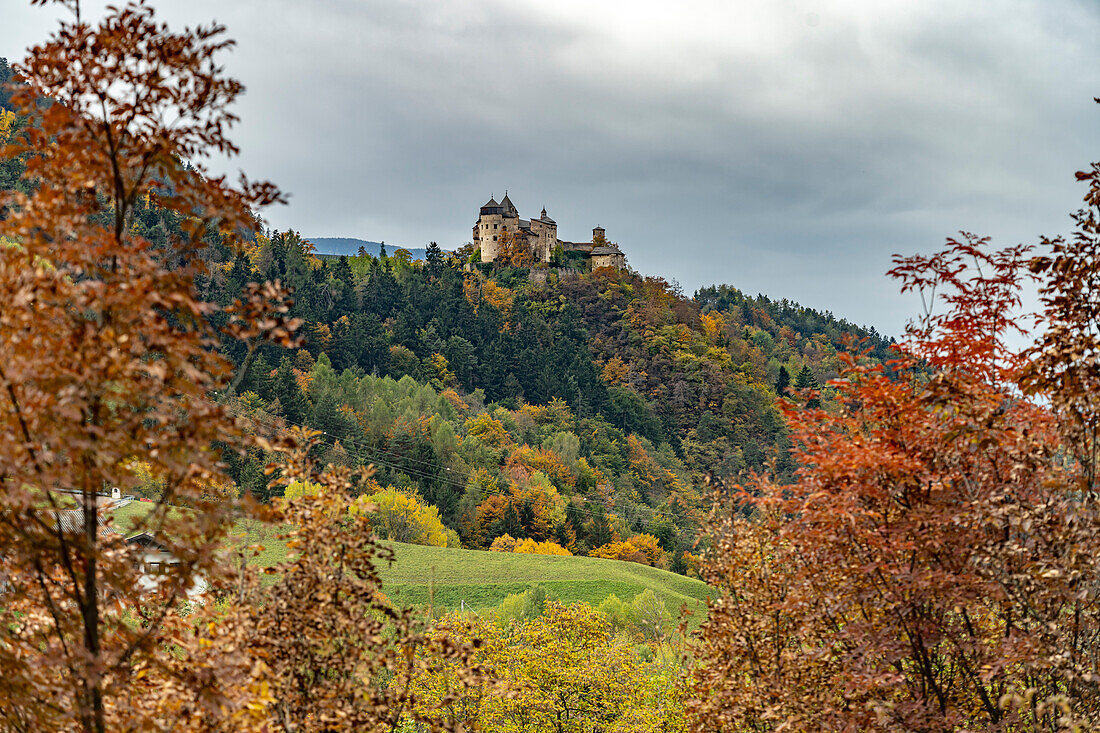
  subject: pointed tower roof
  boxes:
[480,194,503,216]
[500,192,518,217]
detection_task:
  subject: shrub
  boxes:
[488,533,518,552]
[589,535,665,566]
[624,533,666,567]
[630,589,671,642]
[596,594,636,634]
[589,540,647,565]
[513,538,572,556]
[361,489,449,547]
[494,585,555,626]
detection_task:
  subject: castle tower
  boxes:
[533,206,557,263]
[475,195,505,262]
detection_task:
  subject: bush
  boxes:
[513,538,571,556]
[630,589,671,642]
[589,535,664,566]
[596,594,636,634]
[624,533,666,567]
[589,540,647,565]
[361,488,450,547]
[495,584,556,626]
[488,533,518,552]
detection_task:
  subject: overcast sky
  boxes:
[5,0,1100,335]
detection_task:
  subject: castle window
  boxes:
[492,236,497,241]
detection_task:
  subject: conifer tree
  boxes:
[794,364,820,408]
[775,364,791,395]
[274,356,309,425]
[425,241,444,278]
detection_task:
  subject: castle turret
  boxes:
[529,205,557,263]
[593,226,606,243]
[475,195,506,262]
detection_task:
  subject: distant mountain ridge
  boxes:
[307,237,448,261]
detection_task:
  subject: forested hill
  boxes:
[695,284,895,363]
[0,58,14,110]
[307,236,439,261]
[189,225,893,574]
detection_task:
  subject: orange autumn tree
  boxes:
[690,218,1100,727]
[495,229,534,268]
[0,1,288,731]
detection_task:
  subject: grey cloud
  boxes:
[3,0,1100,334]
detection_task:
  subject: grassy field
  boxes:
[110,501,293,568]
[376,542,711,616]
[108,501,710,616]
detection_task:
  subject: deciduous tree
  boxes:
[0,2,288,730]
[690,223,1100,730]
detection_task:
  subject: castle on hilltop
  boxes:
[473,193,626,270]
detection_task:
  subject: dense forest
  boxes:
[193,224,892,572]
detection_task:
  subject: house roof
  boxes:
[500,193,519,217]
[562,241,594,252]
[125,531,175,553]
[50,508,119,538]
[590,246,623,256]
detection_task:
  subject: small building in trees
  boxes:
[473,193,627,269]
[126,531,208,599]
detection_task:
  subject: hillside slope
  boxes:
[111,503,707,616]
[377,541,710,615]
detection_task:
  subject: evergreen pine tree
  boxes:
[333,254,354,285]
[243,352,275,401]
[425,241,444,279]
[775,365,791,396]
[304,321,330,357]
[795,365,821,409]
[328,315,363,372]
[273,356,309,425]
[358,313,387,373]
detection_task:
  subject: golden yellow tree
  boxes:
[412,602,682,732]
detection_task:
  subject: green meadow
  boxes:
[376,541,710,616]
[109,501,710,616]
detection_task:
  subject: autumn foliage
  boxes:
[0,3,284,730]
[590,532,667,567]
[690,170,1100,730]
[410,602,684,732]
